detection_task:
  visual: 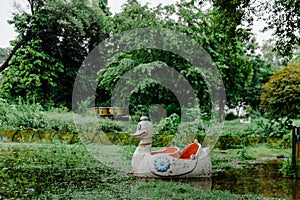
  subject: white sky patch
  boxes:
[0,1,17,48]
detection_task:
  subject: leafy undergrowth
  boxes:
[0,142,267,199]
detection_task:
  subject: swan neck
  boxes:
[139,137,152,144]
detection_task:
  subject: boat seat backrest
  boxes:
[179,142,199,160]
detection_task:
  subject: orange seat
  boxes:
[160,147,179,154]
[151,146,180,158]
[179,142,199,160]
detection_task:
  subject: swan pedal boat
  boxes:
[131,116,212,178]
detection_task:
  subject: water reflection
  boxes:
[183,161,300,199]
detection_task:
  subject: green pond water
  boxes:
[184,161,300,200]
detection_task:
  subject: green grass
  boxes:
[0,142,270,200]
[42,180,265,200]
[222,117,267,136]
[212,145,290,161]
[248,145,290,158]
[211,145,291,171]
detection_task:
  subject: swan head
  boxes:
[131,116,153,139]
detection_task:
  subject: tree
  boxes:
[260,39,284,68]
[170,0,263,109]
[262,0,300,59]
[95,0,265,120]
[241,56,275,110]
[1,39,63,107]
[97,54,190,116]
[108,0,162,35]
[98,0,110,16]
[260,62,300,119]
[1,0,109,108]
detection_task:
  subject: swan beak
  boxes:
[131,130,147,138]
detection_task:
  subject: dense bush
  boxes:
[280,159,298,178]
[0,99,46,130]
[157,113,180,134]
[260,62,300,119]
[256,118,294,138]
[0,99,76,132]
[98,119,122,133]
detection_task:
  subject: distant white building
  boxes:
[225,102,248,117]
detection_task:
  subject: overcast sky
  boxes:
[0,0,271,48]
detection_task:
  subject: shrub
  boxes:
[279,159,297,178]
[260,62,300,119]
[256,117,293,138]
[157,113,180,134]
[98,119,122,133]
[0,99,46,130]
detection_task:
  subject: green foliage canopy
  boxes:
[262,0,300,59]
[1,39,63,106]
[97,0,268,117]
[1,0,108,108]
[1,0,297,115]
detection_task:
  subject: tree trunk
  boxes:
[0,38,29,73]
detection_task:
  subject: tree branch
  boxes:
[0,36,30,72]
